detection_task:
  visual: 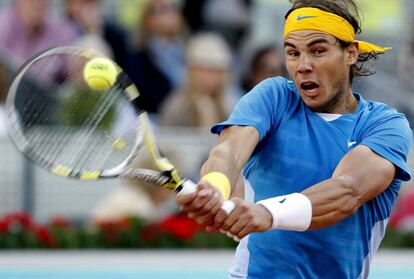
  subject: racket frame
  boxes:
[5,46,182,189]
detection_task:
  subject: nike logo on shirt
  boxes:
[348,140,357,148]
[278,198,287,204]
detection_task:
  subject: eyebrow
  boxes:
[284,38,332,49]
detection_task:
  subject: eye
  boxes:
[286,50,299,57]
[313,48,325,55]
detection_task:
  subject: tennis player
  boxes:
[177,0,412,278]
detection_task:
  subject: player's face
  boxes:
[284,30,358,113]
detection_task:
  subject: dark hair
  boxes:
[286,0,381,83]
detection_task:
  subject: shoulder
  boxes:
[362,98,411,134]
[358,98,412,181]
[244,77,298,106]
[244,77,300,115]
[252,76,294,94]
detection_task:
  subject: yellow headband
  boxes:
[284,7,390,53]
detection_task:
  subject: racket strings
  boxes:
[20,54,65,128]
[53,83,137,172]
[91,112,138,170]
[62,85,127,171]
[33,81,102,167]
[20,66,122,172]
[18,74,81,167]
[17,81,61,165]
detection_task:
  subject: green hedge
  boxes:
[380,227,414,248]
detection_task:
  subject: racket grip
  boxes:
[178,180,235,215]
[178,180,197,195]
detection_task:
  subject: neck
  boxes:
[343,90,359,113]
[319,87,358,114]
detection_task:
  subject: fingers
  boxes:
[176,189,197,205]
[177,181,223,225]
[192,191,223,224]
[176,181,271,241]
[215,200,272,241]
[216,198,243,233]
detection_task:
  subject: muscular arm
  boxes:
[214,143,398,240]
[303,145,396,229]
[177,125,259,223]
[200,125,259,191]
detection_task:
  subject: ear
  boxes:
[345,42,359,65]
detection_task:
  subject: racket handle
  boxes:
[178,180,235,215]
[178,180,197,195]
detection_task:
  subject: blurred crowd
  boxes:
[0,0,414,228]
[0,0,287,224]
[0,0,286,125]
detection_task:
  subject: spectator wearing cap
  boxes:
[159,32,237,127]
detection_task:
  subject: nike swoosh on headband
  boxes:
[296,15,317,21]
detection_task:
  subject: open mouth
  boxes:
[300,81,320,97]
[301,81,319,90]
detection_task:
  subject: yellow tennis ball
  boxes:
[83,57,118,90]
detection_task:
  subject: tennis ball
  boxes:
[83,57,118,90]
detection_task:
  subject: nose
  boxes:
[297,54,313,74]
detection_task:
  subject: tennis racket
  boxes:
[5,46,235,215]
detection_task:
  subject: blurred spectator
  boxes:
[125,0,188,113]
[0,0,75,68]
[63,0,129,68]
[159,32,236,127]
[241,45,285,93]
[202,0,252,50]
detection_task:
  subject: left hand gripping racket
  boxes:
[6,46,235,214]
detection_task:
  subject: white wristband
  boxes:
[256,193,312,231]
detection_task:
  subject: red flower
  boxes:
[3,212,34,232]
[0,219,6,233]
[35,225,57,248]
[141,223,163,242]
[116,217,131,230]
[96,219,115,229]
[50,216,72,228]
[160,214,202,240]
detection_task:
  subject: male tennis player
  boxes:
[177,0,412,278]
